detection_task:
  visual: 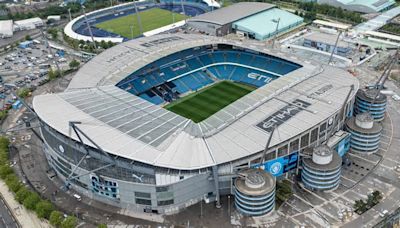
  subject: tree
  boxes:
[354,199,367,214]
[15,187,31,204]
[47,28,58,40]
[98,224,107,228]
[17,88,31,98]
[49,211,63,227]
[23,192,40,210]
[48,69,61,80]
[35,200,54,219]
[25,35,31,41]
[5,174,21,193]
[0,165,13,179]
[61,216,77,228]
[69,59,80,69]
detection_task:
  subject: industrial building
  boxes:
[302,0,395,14]
[303,32,351,56]
[187,2,275,36]
[0,20,13,38]
[32,34,359,215]
[14,17,43,31]
[187,2,302,39]
[232,8,303,40]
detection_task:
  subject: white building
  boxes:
[14,17,43,31]
[47,15,61,21]
[0,20,13,38]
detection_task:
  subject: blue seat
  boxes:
[139,93,163,105]
[176,75,203,91]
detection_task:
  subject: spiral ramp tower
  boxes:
[301,145,342,191]
[234,169,276,216]
[354,88,387,121]
[346,112,382,154]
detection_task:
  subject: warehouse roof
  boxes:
[0,20,13,37]
[304,32,349,48]
[33,34,359,170]
[187,2,275,25]
[232,8,303,40]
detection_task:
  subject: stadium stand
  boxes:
[65,0,210,42]
[116,46,301,104]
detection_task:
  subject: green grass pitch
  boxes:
[165,81,256,123]
[95,8,188,38]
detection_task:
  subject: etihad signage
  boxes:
[256,99,311,133]
[248,72,272,83]
[307,84,333,100]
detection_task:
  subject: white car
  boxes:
[379,209,388,217]
[392,94,400,101]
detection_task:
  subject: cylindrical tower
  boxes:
[301,145,342,191]
[354,89,387,121]
[234,169,275,216]
[345,112,382,154]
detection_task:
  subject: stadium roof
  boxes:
[0,20,13,37]
[187,2,275,25]
[33,34,359,170]
[232,8,303,40]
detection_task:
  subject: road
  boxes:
[0,196,18,228]
[354,6,400,32]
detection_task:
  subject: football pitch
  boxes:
[95,8,188,38]
[165,81,256,123]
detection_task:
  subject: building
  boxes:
[32,34,359,215]
[14,17,43,31]
[312,19,351,33]
[346,113,382,154]
[301,145,342,191]
[354,88,387,121]
[47,15,61,21]
[0,20,13,38]
[231,8,303,41]
[303,32,351,56]
[234,169,275,216]
[303,0,395,14]
[186,2,275,36]
[364,30,400,46]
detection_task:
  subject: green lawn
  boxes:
[95,8,188,38]
[165,81,255,123]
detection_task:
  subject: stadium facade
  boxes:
[33,34,359,215]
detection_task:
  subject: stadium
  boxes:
[33,34,359,215]
[64,0,214,43]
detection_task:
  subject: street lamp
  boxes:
[133,0,143,35]
[130,25,134,39]
[68,8,72,22]
[271,18,280,49]
[81,4,98,50]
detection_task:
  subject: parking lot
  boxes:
[0,38,80,111]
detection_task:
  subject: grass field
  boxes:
[95,8,188,38]
[165,81,256,123]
